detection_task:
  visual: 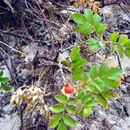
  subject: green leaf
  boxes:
[81,72,88,81]
[72,13,86,24]
[72,67,85,73]
[98,41,105,49]
[86,38,99,45]
[118,45,124,57]
[75,24,94,35]
[84,9,93,23]
[0,77,9,83]
[124,40,130,48]
[99,63,108,77]
[107,68,122,80]
[102,91,113,100]
[87,83,98,92]
[77,90,84,99]
[85,100,97,107]
[102,77,118,89]
[112,93,119,99]
[1,85,11,91]
[124,48,130,57]
[80,107,92,119]
[89,65,98,79]
[0,71,4,77]
[70,46,80,61]
[72,71,87,81]
[72,72,82,80]
[48,113,62,128]
[96,23,107,35]
[54,94,68,103]
[96,94,108,108]
[76,101,82,114]
[93,14,101,30]
[63,114,76,128]
[118,35,128,44]
[57,122,67,130]
[83,107,92,116]
[89,43,99,51]
[71,58,86,68]
[81,94,93,105]
[110,32,118,42]
[66,105,75,114]
[50,104,65,113]
[94,79,105,92]
[110,43,116,52]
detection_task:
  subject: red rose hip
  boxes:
[64,84,74,94]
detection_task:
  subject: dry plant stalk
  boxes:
[10,85,49,116]
[71,0,100,13]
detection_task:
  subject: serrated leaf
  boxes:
[81,94,93,105]
[96,23,107,35]
[107,68,122,80]
[63,114,76,128]
[80,107,92,119]
[72,72,82,80]
[71,58,86,68]
[89,65,98,79]
[99,63,108,77]
[0,77,9,83]
[70,46,80,61]
[124,48,130,57]
[76,101,82,114]
[72,67,85,73]
[94,79,105,92]
[96,94,108,108]
[0,71,4,77]
[85,100,97,107]
[86,38,99,45]
[84,9,93,23]
[81,72,88,81]
[83,107,92,116]
[110,32,118,42]
[48,113,62,128]
[89,43,99,51]
[72,71,87,81]
[1,85,11,91]
[77,90,84,99]
[66,105,75,114]
[124,40,130,48]
[98,41,105,49]
[87,83,98,92]
[118,35,128,44]
[93,14,101,30]
[72,13,86,24]
[75,24,94,35]
[57,122,67,130]
[50,104,65,113]
[102,91,113,100]
[117,45,124,57]
[102,77,118,89]
[54,94,68,103]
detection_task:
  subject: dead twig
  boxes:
[0,50,19,89]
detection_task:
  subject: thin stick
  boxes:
[0,41,26,56]
[35,0,55,53]
[115,51,122,70]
